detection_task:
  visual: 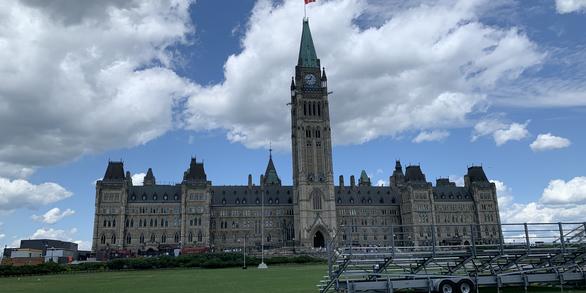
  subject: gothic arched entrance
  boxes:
[313,231,325,248]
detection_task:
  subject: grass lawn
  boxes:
[0,264,326,293]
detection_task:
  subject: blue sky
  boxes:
[0,0,585,250]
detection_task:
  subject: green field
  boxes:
[2,264,586,293]
[0,264,326,293]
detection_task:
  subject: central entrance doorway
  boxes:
[313,231,325,248]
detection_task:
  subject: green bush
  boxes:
[0,253,324,277]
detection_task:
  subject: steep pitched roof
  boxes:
[103,161,125,181]
[263,153,281,186]
[359,170,371,186]
[298,19,319,68]
[405,165,426,182]
[467,166,488,182]
[183,157,207,181]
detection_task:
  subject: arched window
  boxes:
[150,233,156,243]
[161,234,167,243]
[188,232,193,243]
[150,219,153,227]
[317,103,321,116]
[267,234,272,242]
[112,219,116,227]
[174,232,180,243]
[303,102,307,116]
[130,219,134,227]
[140,234,145,244]
[100,234,106,244]
[197,231,203,242]
[103,220,107,227]
[126,233,132,244]
[111,234,116,244]
[312,102,316,116]
[311,190,323,210]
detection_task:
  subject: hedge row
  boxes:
[0,253,324,277]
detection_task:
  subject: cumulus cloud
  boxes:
[541,177,586,204]
[412,130,450,143]
[0,0,195,177]
[9,227,89,250]
[499,177,586,224]
[0,222,4,240]
[32,208,76,224]
[530,133,571,151]
[472,119,530,146]
[0,178,72,211]
[184,0,541,149]
[131,173,146,186]
[555,0,586,14]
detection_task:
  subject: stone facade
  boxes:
[92,20,501,254]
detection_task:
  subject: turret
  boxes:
[321,67,327,87]
[358,170,371,186]
[262,150,282,186]
[143,168,156,186]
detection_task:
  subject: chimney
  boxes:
[350,175,355,188]
[339,175,344,187]
[248,174,252,188]
[260,174,264,186]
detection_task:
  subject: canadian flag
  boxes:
[305,0,315,4]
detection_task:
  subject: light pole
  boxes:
[258,189,268,269]
[242,234,247,269]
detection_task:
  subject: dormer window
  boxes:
[142,194,147,200]
[256,198,260,204]
[222,198,226,205]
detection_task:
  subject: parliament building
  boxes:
[92,20,501,255]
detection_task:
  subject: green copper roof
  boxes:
[263,154,281,186]
[298,20,319,68]
[359,170,371,186]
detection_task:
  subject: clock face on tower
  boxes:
[304,73,316,86]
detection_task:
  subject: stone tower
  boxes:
[291,19,336,247]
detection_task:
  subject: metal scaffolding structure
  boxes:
[318,222,586,293]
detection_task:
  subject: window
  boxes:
[161,234,167,243]
[312,190,323,210]
[197,231,203,242]
[126,233,131,244]
[112,219,116,227]
[142,193,147,200]
[163,194,168,200]
[150,233,156,243]
[304,102,307,116]
[103,220,106,227]
[111,234,116,244]
[100,234,106,244]
[315,129,321,138]
[188,232,193,243]
[140,234,145,244]
[317,103,321,116]
[153,194,158,200]
[174,194,179,200]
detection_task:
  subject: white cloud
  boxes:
[11,227,89,250]
[449,176,465,187]
[530,133,571,151]
[375,179,386,186]
[541,177,586,204]
[498,177,586,224]
[412,130,450,143]
[0,0,195,177]
[491,179,513,209]
[184,0,541,149]
[0,222,4,240]
[131,173,146,186]
[0,177,72,211]
[493,122,530,146]
[32,208,76,224]
[555,0,586,14]
[473,119,530,146]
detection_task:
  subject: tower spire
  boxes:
[298,19,320,68]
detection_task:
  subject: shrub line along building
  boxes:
[92,19,501,255]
